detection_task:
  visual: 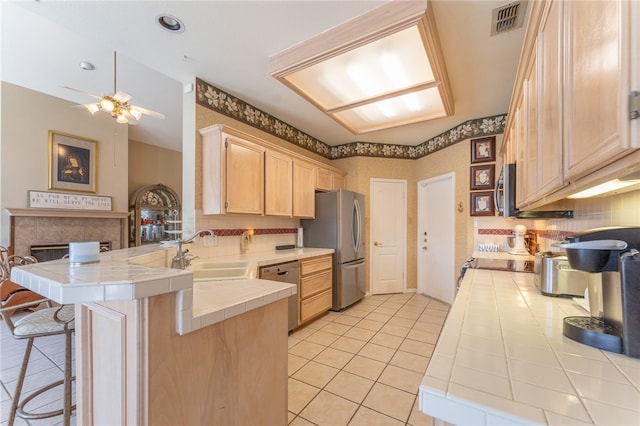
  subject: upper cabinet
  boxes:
[293,160,316,218]
[502,0,639,208]
[200,124,346,217]
[564,0,638,180]
[200,127,264,215]
[316,167,346,192]
[265,149,293,216]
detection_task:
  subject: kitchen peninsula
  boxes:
[419,268,640,425]
[10,244,333,425]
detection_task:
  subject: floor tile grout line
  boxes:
[288,293,447,425]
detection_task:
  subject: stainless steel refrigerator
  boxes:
[302,189,365,310]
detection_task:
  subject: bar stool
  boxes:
[0,253,75,426]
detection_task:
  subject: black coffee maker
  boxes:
[557,227,640,358]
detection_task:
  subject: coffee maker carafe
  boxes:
[556,227,640,358]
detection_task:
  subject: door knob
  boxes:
[422,246,427,250]
[374,241,382,246]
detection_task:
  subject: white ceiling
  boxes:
[1,0,527,153]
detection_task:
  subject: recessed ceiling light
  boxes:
[157,14,185,33]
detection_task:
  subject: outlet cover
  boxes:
[202,235,217,247]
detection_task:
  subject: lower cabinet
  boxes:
[299,255,333,325]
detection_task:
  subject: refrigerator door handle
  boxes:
[353,199,362,253]
[342,259,365,269]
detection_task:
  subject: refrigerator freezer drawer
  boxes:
[335,260,366,311]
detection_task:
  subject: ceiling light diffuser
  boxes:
[269,0,453,134]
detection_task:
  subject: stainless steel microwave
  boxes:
[494,163,574,219]
[494,163,518,217]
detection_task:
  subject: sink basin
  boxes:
[189,259,249,281]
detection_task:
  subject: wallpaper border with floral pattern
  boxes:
[196,78,506,160]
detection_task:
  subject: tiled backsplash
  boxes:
[474,189,640,253]
[190,211,299,258]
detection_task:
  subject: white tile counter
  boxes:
[10,245,334,335]
[419,268,640,425]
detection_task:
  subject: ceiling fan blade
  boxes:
[113,91,132,103]
[60,86,101,99]
[131,105,166,120]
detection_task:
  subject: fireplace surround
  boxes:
[4,208,130,258]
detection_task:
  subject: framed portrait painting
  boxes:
[470,164,495,190]
[470,191,495,216]
[470,136,496,163]
[48,131,97,193]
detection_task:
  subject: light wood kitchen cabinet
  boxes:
[200,124,347,217]
[293,159,316,218]
[502,0,639,209]
[316,167,346,191]
[520,53,539,207]
[201,126,265,215]
[564,0,638,181]
[265,149,293,216]
[299,254,332,325]
[537,0,565,196]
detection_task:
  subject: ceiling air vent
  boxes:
[491,1,527,36]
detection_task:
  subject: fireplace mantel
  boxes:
[5,208,130,219]
[4,208,130,257]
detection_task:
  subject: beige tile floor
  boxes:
[0,292,448,426]
[287,293,449,425]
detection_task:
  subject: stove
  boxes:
[457,257,534,288]
[472,257,534,273]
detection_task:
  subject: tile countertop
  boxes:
[419,268,640,426]
[10,245,334,335]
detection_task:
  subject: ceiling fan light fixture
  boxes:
[157,14,185,33]
[129,107,142,120]
[269,0,453,134]
[100,98,114,112]
[116,112,128,124]
[85,103,100,114]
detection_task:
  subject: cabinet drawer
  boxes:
[300,289,332,323]
[300,270,332,299]
[300,255,332,276]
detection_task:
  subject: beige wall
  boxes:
[0,82,129,246]
[128,140,182,201]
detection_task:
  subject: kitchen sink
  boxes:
[189,259,249,281]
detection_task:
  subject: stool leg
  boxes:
[9,337,34,426]
[63,329,73,426]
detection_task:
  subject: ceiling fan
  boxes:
[62,51,165,124]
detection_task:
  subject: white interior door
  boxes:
[417,173,455,304]
[370,178,406,295]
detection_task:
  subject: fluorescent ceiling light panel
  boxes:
[269,0,453,134]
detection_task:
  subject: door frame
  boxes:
[369,178,407,295]
[417,172,455,302]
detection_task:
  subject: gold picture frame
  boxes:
[48,131,97,193]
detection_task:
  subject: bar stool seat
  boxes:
[1,250,75,426]
[9,304,76,426]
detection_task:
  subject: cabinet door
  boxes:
[565,0,637,180]
[537,0,565,195]
[293,160,315,218]
[524,54,538,204]
[316,167,333,191]
[332,174,346,190]
[225,136,265,214]
[265,150,292,216]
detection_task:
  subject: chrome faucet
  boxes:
[170,229,214,269]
